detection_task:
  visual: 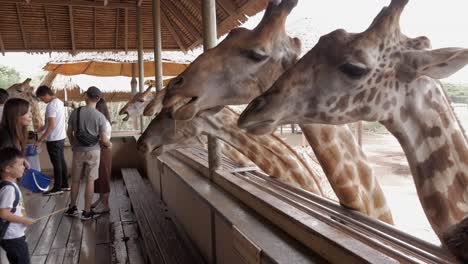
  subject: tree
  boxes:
[0,65,21,89]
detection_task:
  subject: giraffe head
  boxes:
[162,0,301,120]
[137,108,207,156]
[143,88,166,117]
[119,85,154,121]
[239,0,468,134]
[7,78,38,103]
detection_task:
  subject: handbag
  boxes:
[75,107,100,147]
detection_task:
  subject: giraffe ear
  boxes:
[397,48,468,82]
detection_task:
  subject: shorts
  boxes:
[71,150,101,182]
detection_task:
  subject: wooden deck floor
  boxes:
[0,178,145,264]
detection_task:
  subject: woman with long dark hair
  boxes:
[92,98,112,213]
[0,98,31,151]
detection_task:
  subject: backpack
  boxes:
[0,181,20,239]
[75,107,100,147]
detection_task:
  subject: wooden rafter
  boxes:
[0,33,5,56]
[69,6,76,51]
[93,0,96,49]
[137,0,143,7]
[115,9,120,49]
[103,0,108,6]
[15,3,28,49]
[43,5,53,49]
[160,10,185,51]
[6,0,136,9]
[217,0,236,16]
[124,8,128,52]
[161,0,200,37]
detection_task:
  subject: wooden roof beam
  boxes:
[124,8,128,52]
[15,4,28,49]
[160,10,185,52]
[94,2,96,49]
[137,0,143,7]
[43,5,53,49]
[161,0,200,37]
[69,6,76,51]
[115,9,120,49]
[6,0,136,9]
[217,0,236,16]
[0,34,5,56]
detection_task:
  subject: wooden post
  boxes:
[136,3,145,132]
[202,0,221,179]
[152,0,163,92]
[131,64,138,131]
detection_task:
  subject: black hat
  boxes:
[84,86,102,98]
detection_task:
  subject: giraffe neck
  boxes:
[300,124,394,224]
[383,77,468,237]
[220,143,256,167]
[196,108,324,196]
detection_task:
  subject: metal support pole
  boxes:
[136,3,145,132]
[152,0,163,92]
[202,0,221,178]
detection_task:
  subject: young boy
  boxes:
[0,148,35,264]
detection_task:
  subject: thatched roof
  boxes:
[0,0,268,53]
[43,51,191,77]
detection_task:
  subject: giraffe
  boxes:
[6,78,43,130]
[161,0,393,223]
[120,87,255,167]
[119,84,155,121]
[237,0,468,260]
[138,106,328,196]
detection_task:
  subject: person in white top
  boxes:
[0,148,35,264]
[92,98,113,214]
[35,85,69,196]
[0,89,9,121]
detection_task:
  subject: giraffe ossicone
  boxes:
[238,0,468,261]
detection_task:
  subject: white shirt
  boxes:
[0,182,26,239]
[104,120,112,139]
[44,98,66,141]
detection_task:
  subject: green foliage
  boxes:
[441,82,468,96]
[0,65,21,89]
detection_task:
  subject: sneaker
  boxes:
[64,206,79,217]
[43,189,64,196]
[81,210,100,221]
[61,187,71,191]
[94,203,110,214]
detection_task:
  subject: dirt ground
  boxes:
[278,130,440,245]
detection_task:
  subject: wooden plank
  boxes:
[122,169,164,264]
[217,0,236,16]
[69,6,75,51]
[34,193,70,255]
[45,248,66,264]
[122,222,145,264]
[110,222,128,264]
[30,255,48,264]
[26,196,57,254]
[78,220,96,264]
[62,248,80,264]
[124,8,128,52]
[50,214,73,250]
[122,168,199,264]
[115,9,119,49]
[43,5,53,49]
[95,244,111,264]
[95,214,110,244]
[160,9,185,51]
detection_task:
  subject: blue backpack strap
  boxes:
[0,181,20,239]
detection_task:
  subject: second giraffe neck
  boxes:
[196,108,324,196]
[383,77,468,237]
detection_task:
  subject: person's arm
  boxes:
[35,117,55,146]
[100,133,112,148]
[0,208,35,226]
[67,126,74,146]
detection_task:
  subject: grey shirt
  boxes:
[68,106,107,152]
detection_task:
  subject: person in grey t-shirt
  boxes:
[65,86,112,220]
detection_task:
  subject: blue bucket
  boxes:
[21,169,51,193]
[25,145,38,156]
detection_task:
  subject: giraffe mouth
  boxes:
[151,145,164,156]
[170,97,199,120]
[241,120,277,135]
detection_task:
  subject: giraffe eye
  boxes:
[339,63,369,79]
[244,50,269,62]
